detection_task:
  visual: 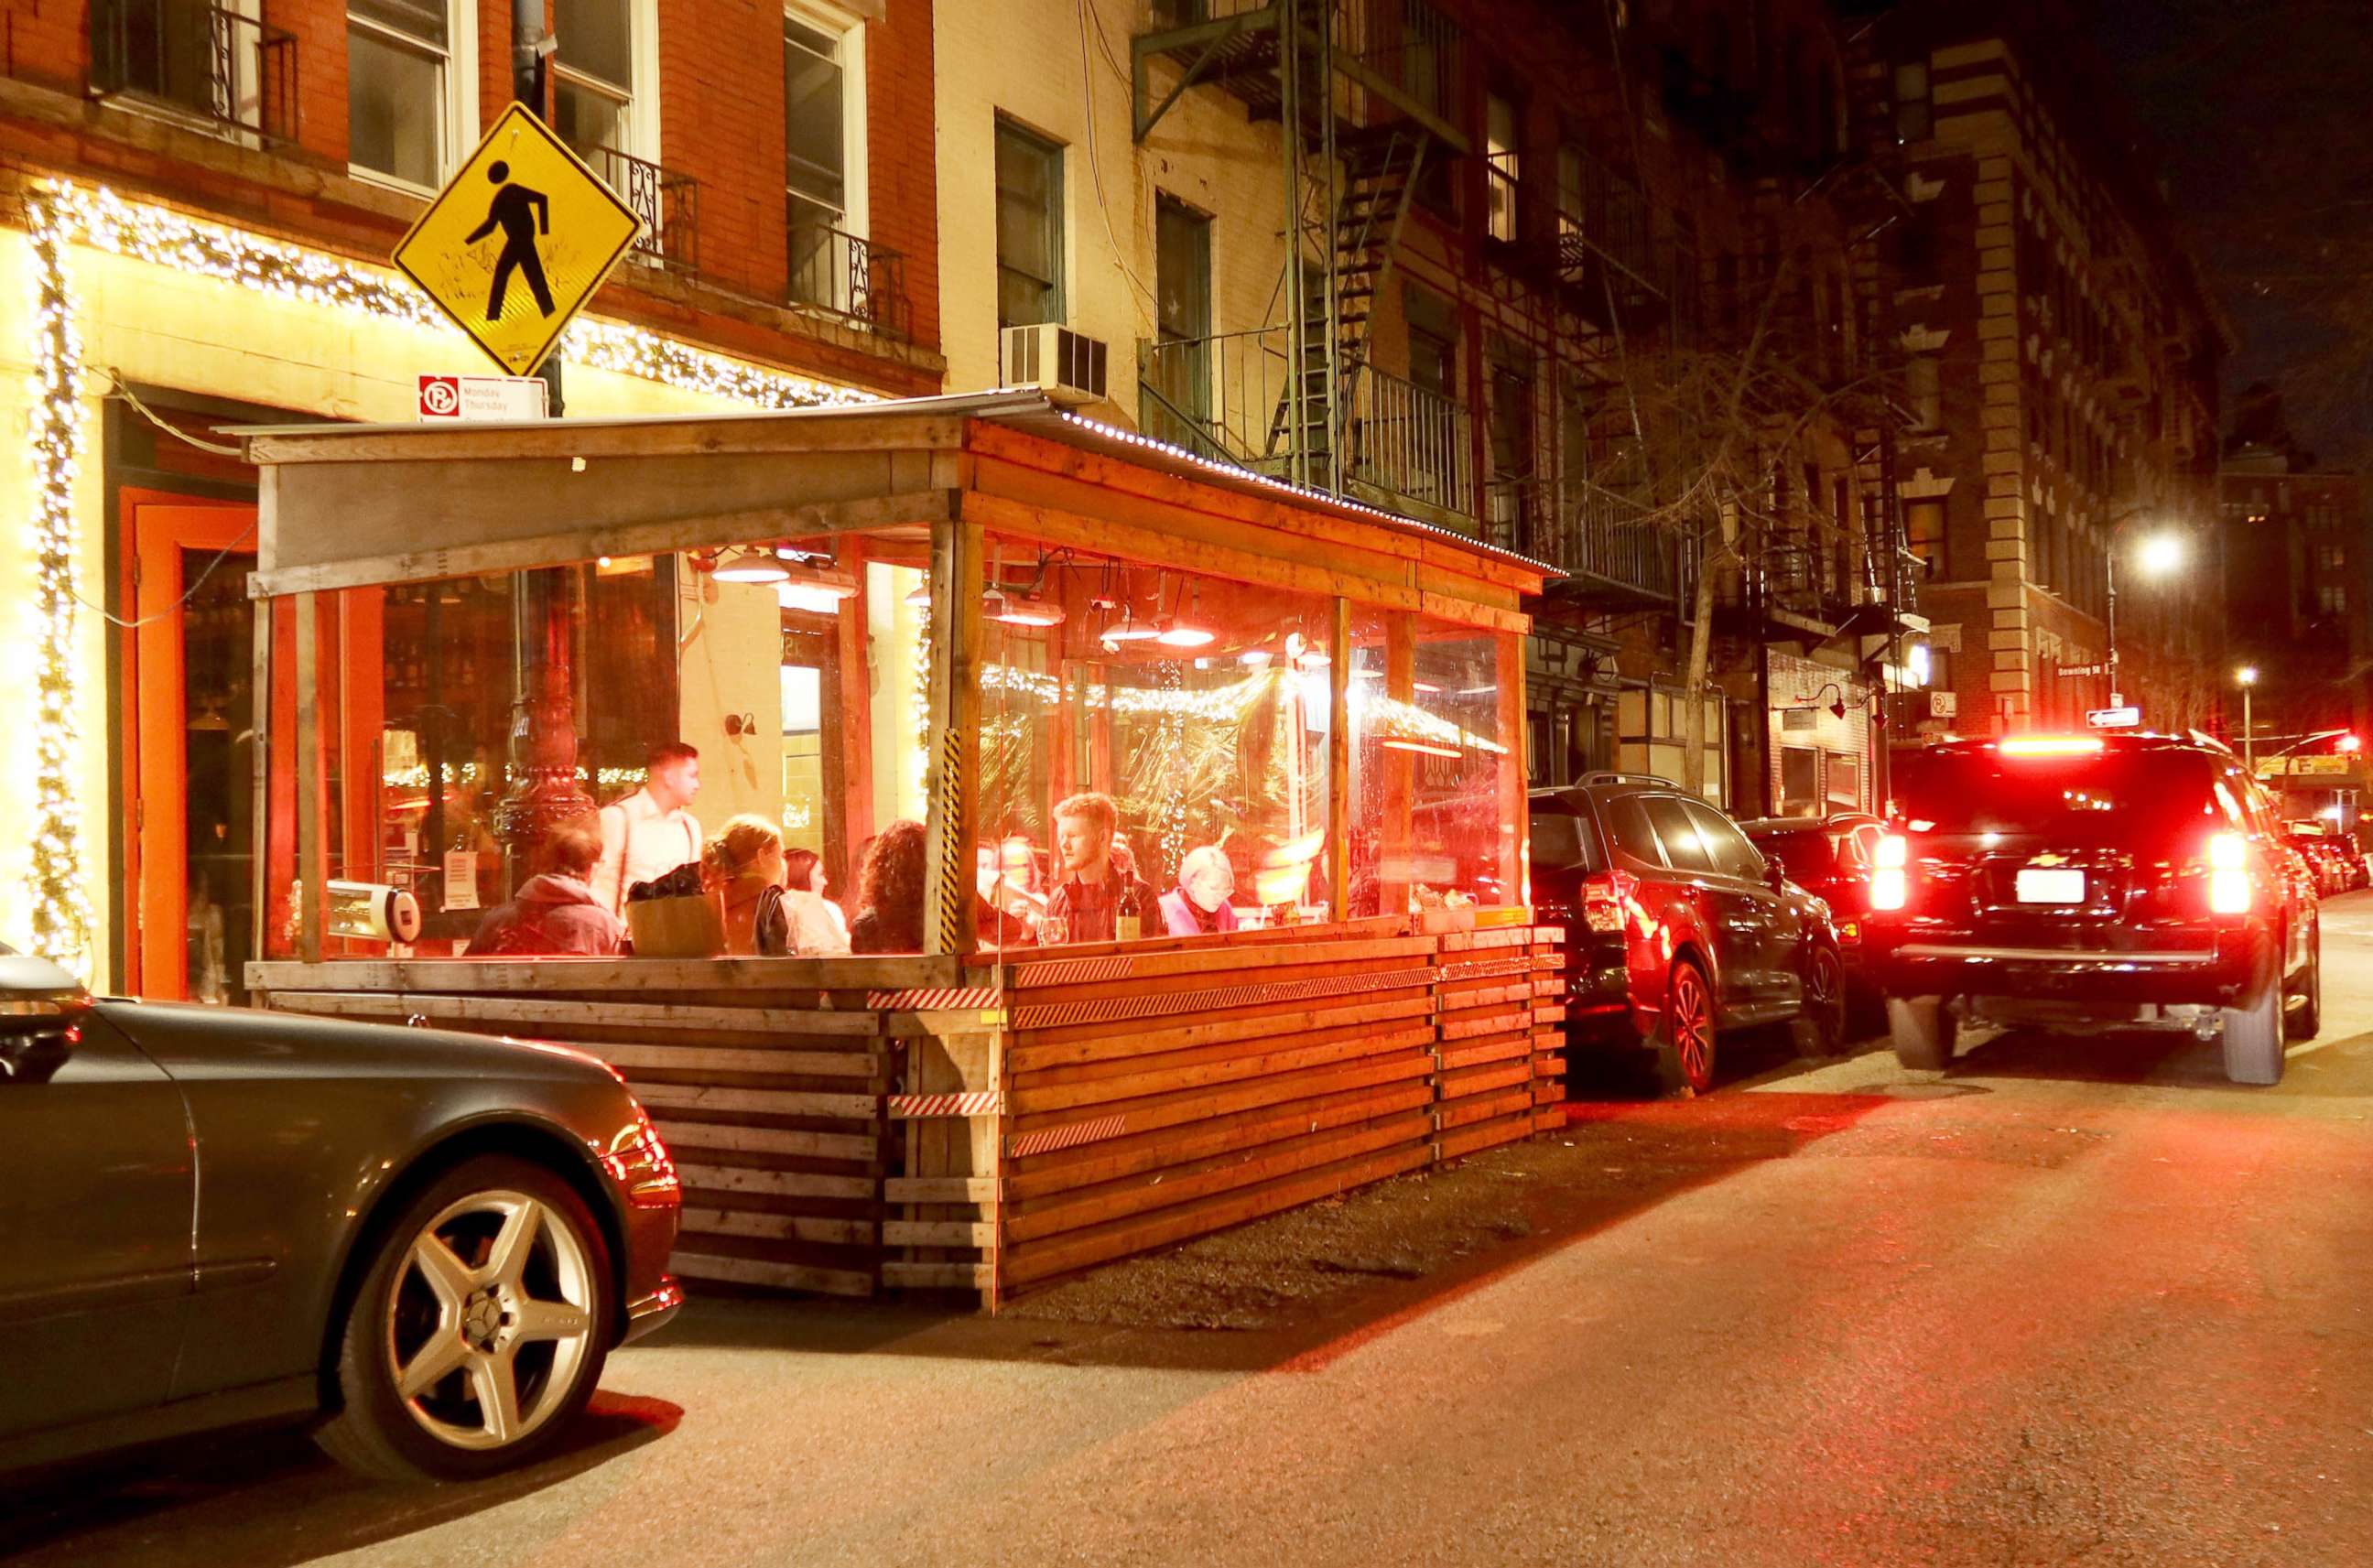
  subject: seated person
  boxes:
[703,815,790,957]
[1160,845,1241,937]
[1045,793,1157,945]
[781,847,852,957]
[467,819,625,957]
[976,838,1044,948]
[851,819,928,954]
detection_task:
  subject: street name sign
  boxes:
[417,373,550,421]
[393,103,643,377]
[2057,662,2108,676]
[2086,705,2140,729]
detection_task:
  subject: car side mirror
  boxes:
[1763,857,1787,892]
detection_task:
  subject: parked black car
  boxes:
[0,951,683,1482]
[1869,733,2321,1084]
[1531,775,1847,1095]
[1738,812,1888,998]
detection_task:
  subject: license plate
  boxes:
[2015,868,2086,904]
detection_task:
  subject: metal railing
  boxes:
[1139,326,1474,524]
[1138,0,1470,139]
[1525,478,1693,603]
[586,146,699,276]
[1555,146,1661,302]
[787,222,912,341]
[90,0,296,143]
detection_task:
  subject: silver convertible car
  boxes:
[0,952,682,1482]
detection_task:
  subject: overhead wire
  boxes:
[76,372,259,629]
[1076,0,1161,329]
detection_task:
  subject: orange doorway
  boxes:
[125,501,258,1002]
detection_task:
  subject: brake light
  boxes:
[2207,830,2251,915]
[1580,869,1636,934]
[1998,735,2105,758]
[1871,833,1909,911]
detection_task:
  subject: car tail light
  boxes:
[1580,869,1636,934]
[1837,919,1861,946]
[601,1103,683,1209]
[1997,735,2105,758]
[2207,831,2251,915]
[1871,833,1909,912]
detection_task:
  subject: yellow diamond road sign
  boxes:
[394,103,644,378]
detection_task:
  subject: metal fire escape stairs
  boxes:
[1132,0,1465,501]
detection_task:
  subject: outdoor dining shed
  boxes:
[240,388,1566,1308]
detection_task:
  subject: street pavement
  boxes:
[7,903,2372,1566]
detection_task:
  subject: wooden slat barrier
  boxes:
[256,974,906,1300]
[254,914,1566,1308]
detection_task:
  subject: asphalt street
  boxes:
[7,900,2371,1567]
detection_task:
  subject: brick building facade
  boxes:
[0,0,944,987]
[1844,0,2226,741]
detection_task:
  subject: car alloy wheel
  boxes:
[1798,944,1846,1057]
[387,1189,599,1453]
[1668,961,1717,1094]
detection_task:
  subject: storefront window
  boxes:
[266,530,926,961]
[978,548,1340,950]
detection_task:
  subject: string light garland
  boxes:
[26,193,93,968]
[20,179,880,975]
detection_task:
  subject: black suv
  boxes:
[1869,733,2321,1084]
[1531,775,1845,1095]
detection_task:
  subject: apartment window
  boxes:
[2318,583,2348,618]
[2315,542,2346,573]
[349,2,463,189]
[785,8,868,312]
[1906,498,1946,579]
[995,119,1065,328]
[1892,59,1932,143]
[1484,92,1520,243]
[1404,284,1459,399]
[1906,356,1940,431]
[554,0,638,160]
[1145,196,1212,445]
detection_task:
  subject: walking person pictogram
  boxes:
[464,161,555,321]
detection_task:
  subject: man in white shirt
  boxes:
[591,742,704,914]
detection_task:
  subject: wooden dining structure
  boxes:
[239,389,1565,1307]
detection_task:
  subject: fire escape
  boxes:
[1132,0,1475,529]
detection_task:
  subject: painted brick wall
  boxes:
[264,0,350,166]
[3,0,85,92]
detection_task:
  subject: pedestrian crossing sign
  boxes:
[392,103,645,378]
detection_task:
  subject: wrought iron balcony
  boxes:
[1518,479,1694,608]
[1133,0,1471,155]
[787,222,912,341]
[585,146,699,277]
[1139,326,1475,527]
[90,0,296,143]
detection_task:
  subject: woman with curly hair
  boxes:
[850,818,928,954]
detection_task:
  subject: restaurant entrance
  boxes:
[127,501,258,1002]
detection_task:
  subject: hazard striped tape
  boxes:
[1011,956,1135,988]
[889,1092,1005,1119]
[867,987,1002,1011]
[1007,1114,1129,1159]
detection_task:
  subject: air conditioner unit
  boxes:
[1000,324,1109,406]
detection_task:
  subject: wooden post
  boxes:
[250,585,273,972]
[1497,632,1527,910]
[294,591,322,965]
[922,517,984,957]
[834,538,875,890]
[1329,596,1351,920]
[1380,612,1415,917]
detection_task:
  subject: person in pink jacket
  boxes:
[1159,845,1241,937]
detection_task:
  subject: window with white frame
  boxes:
[349,1,471,187]
[554,0,640,162]
[786,5,870,313]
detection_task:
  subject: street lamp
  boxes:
[2237,665,2258,771]
[2104,524,2185,708]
